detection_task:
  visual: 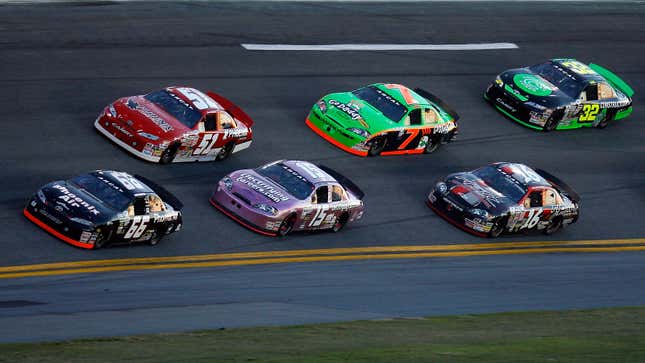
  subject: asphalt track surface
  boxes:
[0,1,644,342]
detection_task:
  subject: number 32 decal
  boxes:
[579,104,600,122]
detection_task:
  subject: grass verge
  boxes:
[1,306,644,362]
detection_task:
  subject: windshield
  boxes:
[472,166,527,203]
[70,174,132,211]
[529,62,585,98]
[352,86,407,122]
[144,90,202,129]
[256,163,315,200]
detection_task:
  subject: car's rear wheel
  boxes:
[543,216,563,235]
[216,142,234,161]
[489,217,507,238]
[367,137,386,156]
[332,213,349,233]
[159,143,179,164]
[596,115,610,129]
[277,214,297,237]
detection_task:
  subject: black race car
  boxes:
[427,162,580,237]
[24,170,183,249]
[484,58,634,131]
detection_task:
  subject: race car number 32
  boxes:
[579,104,600,122]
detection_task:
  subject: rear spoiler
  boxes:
[317,165,365,200]
[534,169,580,203]
[588,63,634,98]
[413,88,460,122]
[135,175,184,210]
[207,91,254,127]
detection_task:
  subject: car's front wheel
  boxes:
[277,214,297,237]
[367,136,386,156]
[159,143,179,164]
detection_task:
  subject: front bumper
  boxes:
[209,186,283,237]
[23,198,99,249]
[426,191,491,238]
[484,84,548,131]
[305,110,369,157]
[94,112,163,163]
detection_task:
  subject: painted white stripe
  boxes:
[241,43,519,51]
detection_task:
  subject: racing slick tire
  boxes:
[424,136,441,154]
[489,217,507,238]
[93,228,112,249]
[367,136,387,156]
[332,213,349,233]
[216,142,234,161]
[596,114,611,129]
[543,216,563,235]
[148,230,163,246]
[543,109,564,132]
[159,143,179,164]
[277,214,297,237]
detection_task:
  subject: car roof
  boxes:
[281,160,337,185]
[165,86,224,114]
[493,162,551,188]
[89,170,155,197]
[369,83,434,108]
[550,59,606,83]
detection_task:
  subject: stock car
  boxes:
[306,83,459,156]
[484,58,634,131]
[427,162,580,237]
[210,160,365,236]
[95,86,254,163]
[24,170,183,249]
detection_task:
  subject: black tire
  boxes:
[159,143,179,164]
[277,214,296,237]
[489,217,507,238]
[596,115,610,129]
[543,116,559,132]
[148,230,163,246]
[543,217,563,235]
[367,137,386,156]
[93,228,112,250]
[216,142,234,161]
[332,213,349,233]
[424,136,441,154]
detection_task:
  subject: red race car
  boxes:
[95,86,253,163]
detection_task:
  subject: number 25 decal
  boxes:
[124,216,150,239]
[193,133,220,155]
[579,104,600,122]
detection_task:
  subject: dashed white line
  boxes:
[241,43,519,51]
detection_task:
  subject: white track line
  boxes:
[241,43,519,51]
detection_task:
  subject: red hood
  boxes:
[113,96,191,141]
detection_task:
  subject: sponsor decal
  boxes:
[153,212,180,223]
[433,121,455,134]
[454,177,503,207]
[96,175,126,193]
[52,184,101,215]
[496,98,516,112]
[296,162,327,180]
[329,100,362,121]
[127,100,174,132]
[223,128,248,139]
[39,208,62,224]
[112,123,133,137]
[236,173,290,203]
[464,218,493,233]
[513,74,553,96]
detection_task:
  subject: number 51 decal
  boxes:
[579,104,600,122]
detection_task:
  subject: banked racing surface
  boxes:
[0,1,644,342]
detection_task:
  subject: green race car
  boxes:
[306,83,459,156]
[484,59,634,131]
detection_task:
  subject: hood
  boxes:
[444,173,513,215]
[41,181,115,224]
[321,92,400,134]
[113,96,190,141]
[500,68,573,109]
[228,170,300,209]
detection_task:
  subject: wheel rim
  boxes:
[278,216,295,236]
[333,215,347,232]
[425,138,440,153]
[546,218,562,234]
[490,219,505,237]
[368,138,386,156]
[217,144,233,161]
[160,145,177,164]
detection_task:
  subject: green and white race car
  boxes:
[484,58,634,131]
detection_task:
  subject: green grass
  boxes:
[2,307,645,362]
